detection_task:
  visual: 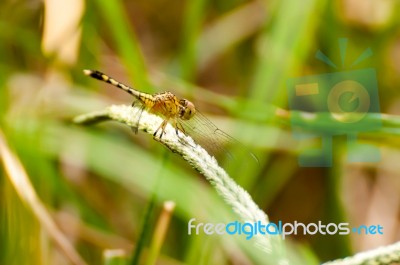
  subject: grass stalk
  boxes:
[145,201,176,265]
[74,104,287,264]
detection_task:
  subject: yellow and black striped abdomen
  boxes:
[83,70,145,101]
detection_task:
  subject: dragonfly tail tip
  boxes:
[83,69,93,76]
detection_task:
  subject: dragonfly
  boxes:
[83,69,257,164]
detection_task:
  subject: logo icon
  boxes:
[287,38,381,167]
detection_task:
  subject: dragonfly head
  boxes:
[179,99,196,120]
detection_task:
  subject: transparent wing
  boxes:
[127,100,149,134]
[178,111,258,165]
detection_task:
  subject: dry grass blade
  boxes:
[146,201,176,265]
[0,129,87,265]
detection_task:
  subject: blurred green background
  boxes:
[1,0,400,264]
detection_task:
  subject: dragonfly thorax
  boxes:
[179,99,196,120]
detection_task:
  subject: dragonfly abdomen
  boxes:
[83,69,143,99]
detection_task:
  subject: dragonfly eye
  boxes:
[179,99,196,120]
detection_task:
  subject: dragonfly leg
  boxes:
[131,106,145,134]
[173,121,194,147]
[170,119,180,137]
[173,121,179,136]
[153,119,168,139]
[153,136,178,154]
[175,121,186,136]
[153,123,161,138]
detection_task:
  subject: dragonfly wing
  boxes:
[180,112,259,166]
[178,112,240,162]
